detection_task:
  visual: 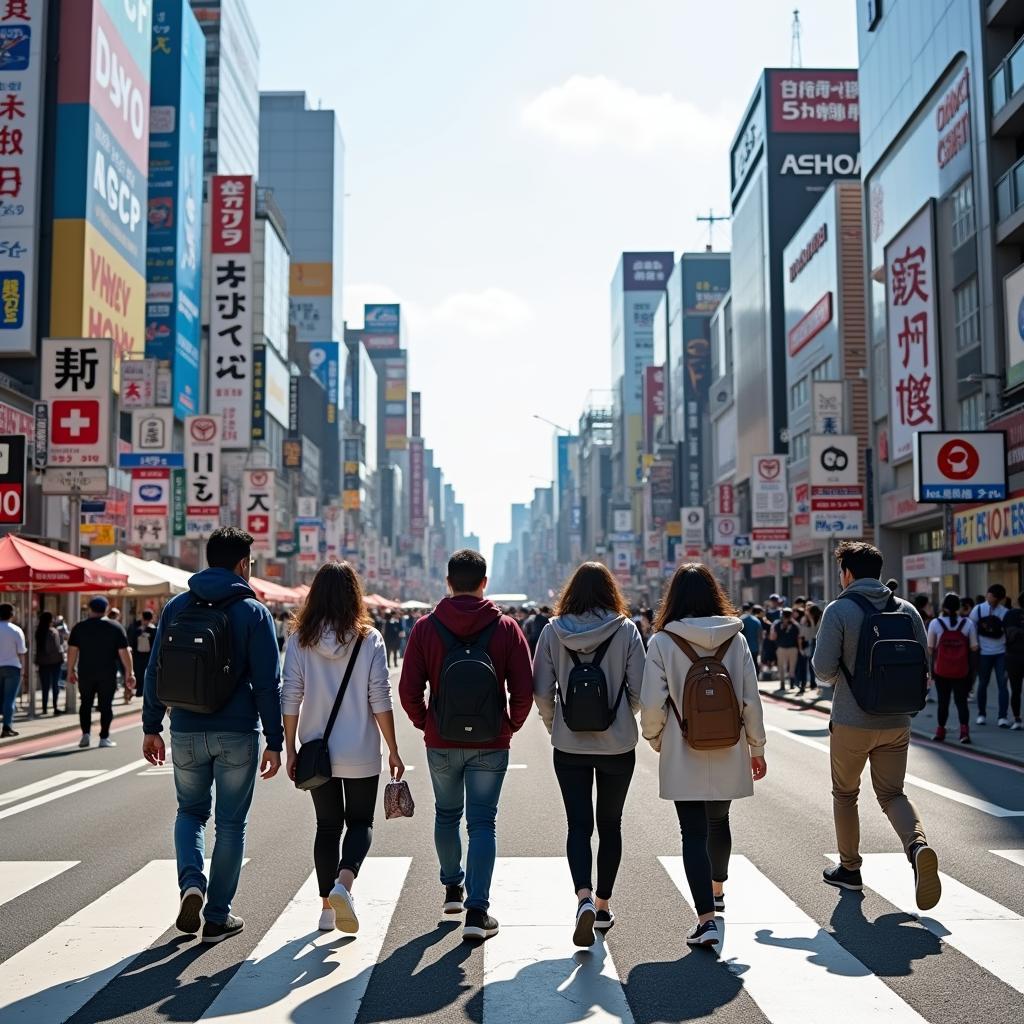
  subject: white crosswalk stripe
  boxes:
[660,855,930,1023]
[0,861,78,907]
[829,852,1024,996]
[0,771,104,807]
[197,858,410,1023]
[991,849,1024,869]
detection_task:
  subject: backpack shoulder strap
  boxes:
[471,618,500,653]
[714,635,735,660]
[430,614,459,651]
[838,591,878,616]
[590,634,615,668]
[937,619,948,634]
[665,631,700,664]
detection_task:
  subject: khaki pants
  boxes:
[830,723,926,871]
[777,647,798,683]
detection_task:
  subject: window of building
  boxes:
[811,356,835,381]
[790,375,808,410]
[954,277,980,352]
[950,177,975,249]
[790,430,809,463]
[959,391,984,431]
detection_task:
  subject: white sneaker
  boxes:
[976,715,987,726]
[998,718,1010,729]
[78,734,91,748]
[318,908,336,932]
[328,883,358,933]
[99,737,116,748]
[1012,720,1023,731]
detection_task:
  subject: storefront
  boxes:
[953,492,1024,600]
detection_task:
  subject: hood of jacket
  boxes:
[432,595,502,639]
[187,567,257,605]
[549,610,624,652]
[661,615,743,651]
[310,627,360,660]
[841,577,895,611]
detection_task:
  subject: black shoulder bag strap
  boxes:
[432,614,500,653]
[836,591,878,684]
[321,635,364,745]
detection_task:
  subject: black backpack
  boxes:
[430,617,504,742]
[977,607,1006,640]
[838,592,927,715]
[557,636,625,732]
[156,592,248,714]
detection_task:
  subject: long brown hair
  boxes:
[654,563,736,631]
[556,561,630,617]
[291,561,372,648]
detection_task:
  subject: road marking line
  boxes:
[661,855,928,1022]
[0,861,79,907]
[830,853,1024,995]
[991,849,1024,868]
[0,770,104,806]
[485,857,635,1024]
[765,724,1024,818]
[0,859,184,1022]
[197,858,410,1023]
[0,759,148,822]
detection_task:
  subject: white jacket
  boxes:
[640,616,767,802]
[282,627,391,778]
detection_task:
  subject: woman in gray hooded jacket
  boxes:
[533,562,645,948]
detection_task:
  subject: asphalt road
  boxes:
[0,672,1022,1024]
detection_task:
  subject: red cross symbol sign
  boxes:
[51,400,99,445]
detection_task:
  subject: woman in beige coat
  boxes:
[640,564,767,948]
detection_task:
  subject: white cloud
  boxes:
[424,288,532,337]
[521,74,732,154]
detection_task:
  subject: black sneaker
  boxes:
[201,914,245,944]
[463,908,499,941]
[175,887,204,934]
[573,897,596,947]
[910,843,941,912]
[443,884,465,915]
[686,920,720,946]
[822,865,863,891]
[714,892,725,913]
[1,727,18,738]
[594,909,615,933]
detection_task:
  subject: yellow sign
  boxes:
[953,495,1024,560]
[343,490,361,510]
[80,523,116,545]
[385,435,408,451]
[666,521,682,537]
[385,382,407,402]
[289,262,332,297]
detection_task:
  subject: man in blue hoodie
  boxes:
[142,527,283,944]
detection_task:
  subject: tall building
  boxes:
[190,0,260,176]
[258,92,345,343]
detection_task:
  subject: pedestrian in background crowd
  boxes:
[928,592,978,744]
[0,603,27,738]
[740,603,763,671]
[1000,591,1024,731]
[970,583,1010,727]
[129,610,157,694]
[383,611,402,668]
[34,610,64,717]
[773,608,800,691]
[912,593,933,626]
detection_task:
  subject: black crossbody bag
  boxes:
[294,635,364,791]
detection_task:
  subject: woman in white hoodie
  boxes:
[640,563,767,948]
[533,562,645,948]
[283,561,404,934]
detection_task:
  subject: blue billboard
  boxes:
[145,0,204,420]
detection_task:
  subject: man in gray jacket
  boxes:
[812,540,941,911]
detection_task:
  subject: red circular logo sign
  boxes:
[759,458,781,480]
[190,418,217,442]
[937,439,979,480]
[250,470,268,488]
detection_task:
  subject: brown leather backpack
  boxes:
[665,633,743,750]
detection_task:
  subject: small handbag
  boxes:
[294,635,364,791]
[383,778,415,819]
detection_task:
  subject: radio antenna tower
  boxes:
[696,208,730,251]
[791,8,803,68]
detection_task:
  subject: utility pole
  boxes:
[791,8,803,68]
[64,488,80,717]
[696,209,730,251]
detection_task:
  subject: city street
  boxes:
[0,672,1022,1024]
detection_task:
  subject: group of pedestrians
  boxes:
[134,527,941,956]
[740,597,820,693]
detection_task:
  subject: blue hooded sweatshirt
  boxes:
[142,568,284,750]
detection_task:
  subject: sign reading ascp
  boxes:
[914,431,1007,503]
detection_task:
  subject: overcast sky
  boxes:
[248,0,859,562]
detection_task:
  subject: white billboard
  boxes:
[242,468,276,555]
[40,338,112,468]
[680,506,704,557]
[809,434,863,537]
[914,431,1008,503]
[130,469,170,547]
[811,380,845,435]
[751,454,788,528]
[184,414,221,538]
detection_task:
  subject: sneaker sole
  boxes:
[594,919,615,933]
[914,847,941,912]
[442,901,465,914]
[573,907,596,947]
[463,925,499,941]
[175,892,203,934]
[686,931,720,947]
[714,902,725,913]
[202,924,244,944]
[823,875,864,892]
[328,891,359,934]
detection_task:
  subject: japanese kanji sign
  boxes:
[208,175,254,448]
[130,407,173,451]
[0,0,45,356]
[886,202,940,463]
[770,70,859,133]
[184,413,221,537]
[40,337,112,466]
[242,467,275,555]
[121,358,157,407]
[809,434,863,538]
[130,467,169,547]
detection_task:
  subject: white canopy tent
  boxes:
[94,552,190,598]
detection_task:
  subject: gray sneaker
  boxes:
[99,737,116,748]
[202,914,244,944]
[78,734,91,748]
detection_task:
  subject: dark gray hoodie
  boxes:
[812,577,928,730]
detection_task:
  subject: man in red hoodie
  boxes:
[399,549,533,941]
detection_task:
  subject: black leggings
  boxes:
[553,748,635,900]
[310,775,379,897]
[1007,659,1024,720]
[38,664,61,711]
[78,677,115,737]
[933,674,972,729]
[673,800,732,917]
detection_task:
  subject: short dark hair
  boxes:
[835,541,884,580]
[142,609,154,621]
[988,583,1007,601]
[0,602,12,620]
[447,549,487,593]
[206,526,254,571]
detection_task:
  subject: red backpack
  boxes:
[933,619,970,678]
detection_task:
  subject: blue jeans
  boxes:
[977,653,1009,719]
[0,666,21,729]
[171,731,258,924]
[427,747,509,912]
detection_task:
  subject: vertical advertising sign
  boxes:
[751,454,791,556]
[811,380,845,435]
[208,175,254,447]
[362,303,400,351]
[383,353,408,451]
[242,468,275,554]
[40,338,113,466]
[680,506,705,558]
[886,202,940,462]
[146,0,204,419]
[643,365,664,454]
[0,1,46,356]
[289,262,333,342]
[0,434,27,526]
[297,522,319,565]
[297,341,339,424]
[809,434,863,537]
[130,467,169,545]
[409,437,425,537]
[184,413,221,537]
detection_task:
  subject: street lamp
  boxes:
[532,413,572,435]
